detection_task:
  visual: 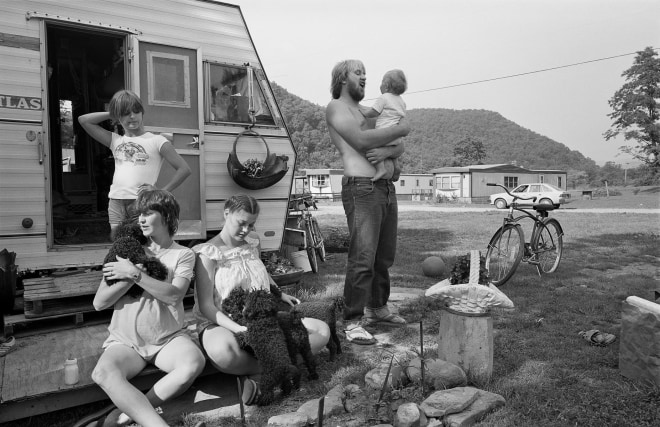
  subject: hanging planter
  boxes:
[227,129,289,190]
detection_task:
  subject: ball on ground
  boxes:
[422,256,447,278]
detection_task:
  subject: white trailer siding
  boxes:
[0,0,296,270]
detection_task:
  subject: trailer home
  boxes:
[0,0,296,273]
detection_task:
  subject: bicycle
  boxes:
[287,194,326,273]
[485,183,564,286]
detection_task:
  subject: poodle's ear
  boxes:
[113,219,146,244]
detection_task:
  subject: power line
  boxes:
[406,48,659,96]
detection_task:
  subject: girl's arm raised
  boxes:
[78,112,113,148]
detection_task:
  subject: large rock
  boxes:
[444,387,506,427]
[296,384,344,424]
[419,387,479,418]
[406,357,467,390]
[267,411,309,427]
[394,402,422,427]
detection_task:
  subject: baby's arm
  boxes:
[359,105,381,119]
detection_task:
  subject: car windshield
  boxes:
[544,183,562,191]
[512,185,529,193]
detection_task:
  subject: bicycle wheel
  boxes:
[485,224,524,287]
[310,217,326,262]
[531,218,563,275]
[304,220,319,273]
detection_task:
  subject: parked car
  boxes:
[489,183,570,209]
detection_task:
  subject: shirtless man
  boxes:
[325,59,410,345]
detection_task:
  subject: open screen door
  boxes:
[133,40,204,240]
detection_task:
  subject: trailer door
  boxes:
[132,39,205,240]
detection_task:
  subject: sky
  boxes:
[231,0,659,166]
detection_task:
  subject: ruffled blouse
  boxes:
[192,235,270,330]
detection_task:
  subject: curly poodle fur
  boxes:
[276,309,319,380]
[242,290,300,405]
[103,220,168,298]
[292,296,343,361]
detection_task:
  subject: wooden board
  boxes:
[23,270,102,301]
[22,271,102,318]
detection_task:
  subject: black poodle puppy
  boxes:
[242,290,300,405]
[221,287,250,351]
[103,220,168,298]
[224,287,318,377]
[292,296,344,361]
[276,309,319,380]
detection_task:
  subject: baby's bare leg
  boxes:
[372,160,395,181]
[392,158,401,181]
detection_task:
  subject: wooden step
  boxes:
[23,270,102,318]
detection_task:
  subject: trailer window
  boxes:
[146,51,191,108]
[205,63,276,126]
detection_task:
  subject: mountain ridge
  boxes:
[270,82,598,175]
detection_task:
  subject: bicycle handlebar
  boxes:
[487,182,537,203]
[289,194,318,210]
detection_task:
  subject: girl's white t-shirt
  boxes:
[109,132,167,199]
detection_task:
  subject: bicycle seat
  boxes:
[532,204,556,212]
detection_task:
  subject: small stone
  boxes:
[444,388,506,427]
[419,387,479,418]
[365,363,407,390]
[344,384,361,396]
[395,402,421,427]
[267,411,309,426]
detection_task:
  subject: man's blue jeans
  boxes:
[341,176,398,322]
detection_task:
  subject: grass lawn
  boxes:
[11,206,659,426]
[288,208,660,427]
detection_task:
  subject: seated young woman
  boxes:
[91,190,206,427]
[192,194,330,405]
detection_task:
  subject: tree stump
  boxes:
[437,307,493,381]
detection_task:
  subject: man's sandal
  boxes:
[0,336,16,357]
[365,313,407,326]
[344,325,376,345]
[578,330,616,347]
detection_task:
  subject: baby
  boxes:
[361,69,407,181]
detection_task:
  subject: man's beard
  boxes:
[348,81,364,102]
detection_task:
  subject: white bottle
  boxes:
[64,357,80,385]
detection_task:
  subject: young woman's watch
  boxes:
[131,270,142,284]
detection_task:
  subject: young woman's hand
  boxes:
[103,256,140,282]
[281,293,300,306]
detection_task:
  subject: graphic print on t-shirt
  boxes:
[115,141,149,165]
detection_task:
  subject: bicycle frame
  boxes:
[498,204,551,264]
[486,183,564,286]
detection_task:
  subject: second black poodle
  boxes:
[276,309,319,380]
[242,290,300,405]
[292,296,344,361]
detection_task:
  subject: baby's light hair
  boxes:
[330,59,365,100]
[383,69,407,95]
[108,89,145,121]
